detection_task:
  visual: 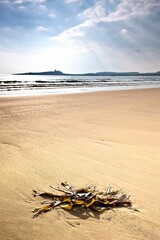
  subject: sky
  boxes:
[0,0,160,74]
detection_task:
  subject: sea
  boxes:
[0,74,160,97]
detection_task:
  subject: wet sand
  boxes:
[0,88,160,240]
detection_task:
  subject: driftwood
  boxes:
[32,182,132,218]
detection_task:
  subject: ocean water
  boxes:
[0,74,160,96]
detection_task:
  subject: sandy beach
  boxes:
[0,88,160,240]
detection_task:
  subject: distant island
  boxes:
[14,69,160,76]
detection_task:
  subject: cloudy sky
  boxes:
[0,0,160,74]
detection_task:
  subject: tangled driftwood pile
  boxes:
[32,182,132,218]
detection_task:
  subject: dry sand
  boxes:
[0,88,160,240]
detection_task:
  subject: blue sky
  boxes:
[0,0,160,73]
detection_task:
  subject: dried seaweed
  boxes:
[32,182,133,218]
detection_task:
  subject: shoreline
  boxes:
[0,88,160,240]
[0,85,160,99]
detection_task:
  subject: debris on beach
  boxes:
[32,182,132,218]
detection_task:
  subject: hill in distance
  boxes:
[14,69,160,76]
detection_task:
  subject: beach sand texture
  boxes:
[0,89,160,240]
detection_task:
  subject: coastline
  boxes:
[1,73,160,98]
[0,85,160,98]
[0,88,160,240]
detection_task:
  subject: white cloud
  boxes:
[60,27,84,38]
[14,0,46,3]
[48,12,56,19]
[64,0,81,4]
[80,0,160,24]
[18,5,26,10]
[48,0,160,73]
[79,2,127,27]
[106,0,160,21]
[120,28,128,34]
[14,0,23,3]
[36,26,49,32]
[82,4,106,20]
[50,0,160,46]
[50,19,94,48]
[0,0,46,4]
[34,26,54,35]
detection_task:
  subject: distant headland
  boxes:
[14,69,160,76]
